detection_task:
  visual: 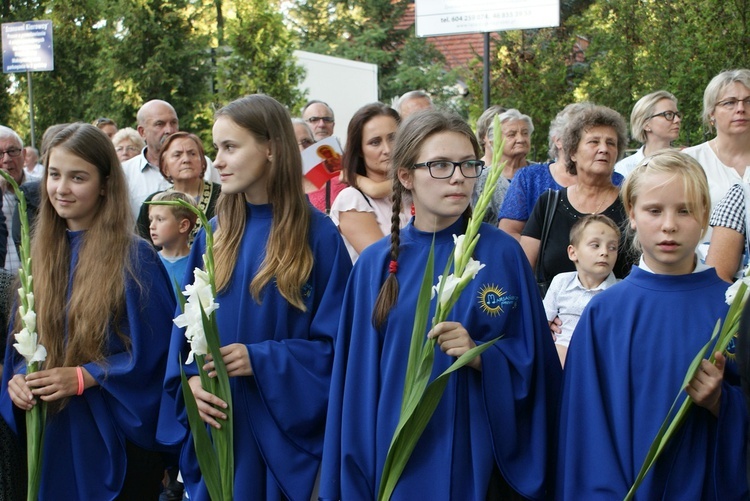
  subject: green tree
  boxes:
[214,0,305,111]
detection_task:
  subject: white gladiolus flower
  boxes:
[175,267,220,365]
[13,328,46,363]
[725,276,750,305]
[453,234,465,264]
[461,257,486,281]
[431,274,462,308]
[22,309,36,335]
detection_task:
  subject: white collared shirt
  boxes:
[543,271,619,347]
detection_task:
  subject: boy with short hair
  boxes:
[148,191,197,298]
[543,214,620,366]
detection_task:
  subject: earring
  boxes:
[645,128,651,132]
[710,117,716,125]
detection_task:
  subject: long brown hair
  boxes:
[372,110,479,327]
[28,123,135,377]
[212,94,313,311]
[341,103,400,189]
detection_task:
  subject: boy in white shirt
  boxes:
[543,214,620,366]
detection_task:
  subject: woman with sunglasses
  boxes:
[615,90,682,178]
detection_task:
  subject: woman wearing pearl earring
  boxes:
[615,90,682,178]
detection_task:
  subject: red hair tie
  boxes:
[388,260,398,274]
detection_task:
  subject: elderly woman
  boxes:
[329,103,409,263]
[684,69,750,215]
[472,105,509,223]
[476,105,507,166]
[499,102,627,240]
[136,131,220,245]
[472,108,532,223]
[521,105,632,292]
[112,127,145,163]
[615,90,682,177]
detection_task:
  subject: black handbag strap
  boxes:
[536,189,560,283]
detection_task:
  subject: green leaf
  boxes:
[378,336,501,500]
[400,236,436,415]
[200,304,234,500]
[180,359,223,499]
[625,318,722,500]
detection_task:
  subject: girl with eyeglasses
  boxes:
[321,109,561,500]
[615,90,682,178]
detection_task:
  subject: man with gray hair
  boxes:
[0,126,26,271]
[24,146,44,177]
[121,99,218,220]
[395,90,433,118]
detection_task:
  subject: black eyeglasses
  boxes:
[0,147,22,158]
[413,160,485,179]
[298,138,315,148]
[648,110,682,121]
[305,116,334,124]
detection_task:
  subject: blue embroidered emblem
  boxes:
[477,284,517,316]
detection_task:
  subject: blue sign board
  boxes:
[2,20,54,73]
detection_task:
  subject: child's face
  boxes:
[629,172,703,275]
[398,131,478,233]
[149,206,184,248]
[46,147,104,231]
[568,222,619,281]
[212,116,271,204]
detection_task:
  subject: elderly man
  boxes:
[23,146,44,177]
[122,99,218,219]
[396,90,433,118]
[0,126,31,272]
[302,100,336,140]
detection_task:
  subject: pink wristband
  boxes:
[76,366,85,396]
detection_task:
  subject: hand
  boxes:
[686,351,725,417]
[8,374,35,410]
[188,376,228,429]
[203,343,253,378]
[26,367,86,402]
[550,316,562,338]
[428,321,481,371]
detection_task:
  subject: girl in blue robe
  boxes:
[159,95,352,500]
[556,150,748,499]
[320,110,562,500]
[0,123,177,500]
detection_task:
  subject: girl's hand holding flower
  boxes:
[685,351,725,417]
[188,375,228,429]
[8,374,35,410]
[427,322,481,371]
[203,343,253,378]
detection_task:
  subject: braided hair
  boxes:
[372,109,480,328]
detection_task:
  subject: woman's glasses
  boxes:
[648,110,682,121]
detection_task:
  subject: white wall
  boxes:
[294,50,379,148]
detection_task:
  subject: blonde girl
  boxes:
[0,123,177,499]
[160,94,351,500]
[556,150,747,499]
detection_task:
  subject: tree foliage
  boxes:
[465,0,750,160]
[215,0,305,112]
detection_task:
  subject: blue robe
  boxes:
[320,218,562,500]
[0,231,177,500]
[159,203,351,500]
[556,267,748,500]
